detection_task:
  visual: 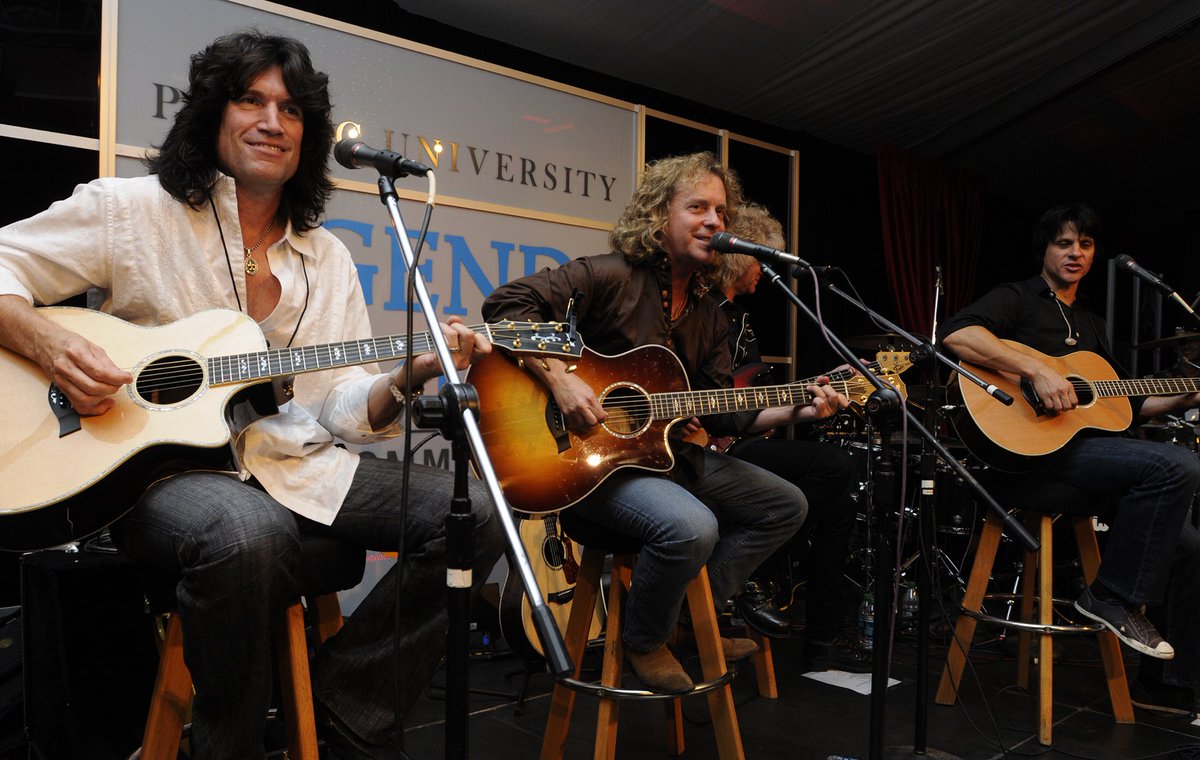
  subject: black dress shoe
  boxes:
[315,701,400,760]
[734,582,790,638]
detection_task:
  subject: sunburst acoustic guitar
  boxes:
[469,342,904,515]
[954,339,1200,471]
[0,307,580,551]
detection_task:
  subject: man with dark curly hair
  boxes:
[0,31,503,760]
[483,152,847,692]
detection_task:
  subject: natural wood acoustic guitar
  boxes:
[0,307,580,551]
[953,339,1200,471]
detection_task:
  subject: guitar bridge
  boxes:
[48,384,81,438]
[546,399,571,453]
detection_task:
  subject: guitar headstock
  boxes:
[874,350,914,375]
[489,321,584,358]
[843,370,909,407]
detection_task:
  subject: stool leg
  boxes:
[1016,534,1037,690]
[310,592,345,645]
[686,570,744,760]
[276,600,319,760]
[541,548,606,760]
[936,516,1003,705]
[594,558,630,760]
[141,614,190,760]
[1072,518,1134,724]
[1036,516,1054,746]
[745,628,777,699]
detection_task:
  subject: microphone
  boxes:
[709,231,806,268]
[1114,254,1197,316]
[333,139,430,178]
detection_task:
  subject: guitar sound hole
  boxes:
[542,536,566,570]
[1070,377,1095,405]
[135,355,205,405]
[602,385,650,436]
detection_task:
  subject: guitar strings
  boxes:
[116,322,559,389]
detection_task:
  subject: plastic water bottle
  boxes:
[899,583,919,633]
[857,593,875,651]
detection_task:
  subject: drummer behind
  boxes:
[941,201,1200,714]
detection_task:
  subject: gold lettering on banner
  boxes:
[368,125,620,202]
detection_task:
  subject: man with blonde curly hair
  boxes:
[483,152,846,692]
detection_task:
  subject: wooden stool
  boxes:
[541,546,744,759]
[935,509,1133,745]
[139,536,365,760]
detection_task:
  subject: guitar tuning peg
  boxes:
[517,357,525,369]
[566,364,578,373]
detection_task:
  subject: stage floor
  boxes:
[402,626,1200,760]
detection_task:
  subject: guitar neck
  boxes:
[1092,377,1200,398]
[204,321,574,387]
[649,379,860,421]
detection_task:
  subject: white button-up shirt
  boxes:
[0,173,402,524]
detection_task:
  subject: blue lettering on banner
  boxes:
[383,227,438,311]
[325,218,570,315]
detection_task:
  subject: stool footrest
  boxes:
[960,592,1105,635]
[556,666,736,701]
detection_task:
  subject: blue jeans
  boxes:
[113,456,503,760]
[571,446,807,652]
[1033,436,1200,606]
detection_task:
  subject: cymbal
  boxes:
[1135,331,1200,349]
[847,333,916,352]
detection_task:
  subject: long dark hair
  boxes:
[145,30,334,233]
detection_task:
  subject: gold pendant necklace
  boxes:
[243,215,279,276]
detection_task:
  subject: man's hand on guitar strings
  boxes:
[46,332,132,416]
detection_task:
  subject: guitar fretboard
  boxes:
[650,380,863,420]
[205,321,575,386]
[1088,377,1200,398]
[207,332,442,385]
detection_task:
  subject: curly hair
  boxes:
[609,152,743,290]
[719,202,784,291]
[145,30,335,233]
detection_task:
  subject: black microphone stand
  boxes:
[758,263,1038,760]
[369,173,573,760]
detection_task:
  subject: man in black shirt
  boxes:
[942,202,1200,713]
[706,204,867,670]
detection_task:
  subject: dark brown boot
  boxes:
[626,646,694,693]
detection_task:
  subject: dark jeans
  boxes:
[571,446,807,652]
[727,437,858,641]
[1033,436,1199,606]
[113,456,504,760]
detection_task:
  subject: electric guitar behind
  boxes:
[690,351,913,452]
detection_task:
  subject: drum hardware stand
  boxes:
[760,262,1037,760]
[362,171,573,760]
